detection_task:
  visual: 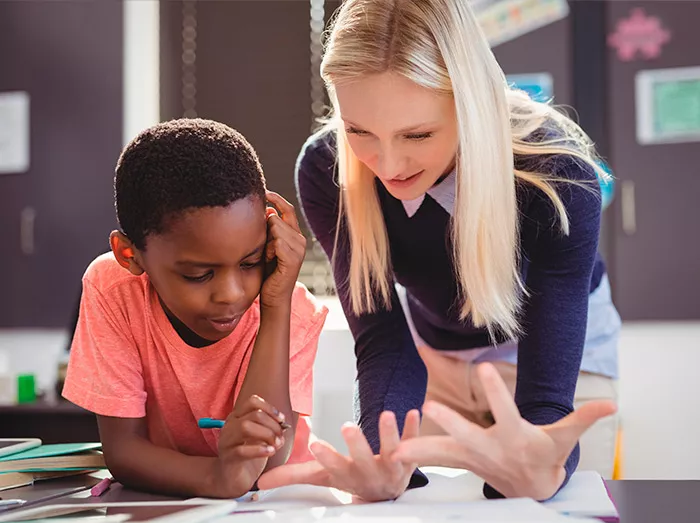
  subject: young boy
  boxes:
[63,119,327,498]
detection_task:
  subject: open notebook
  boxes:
[205,467,617,522]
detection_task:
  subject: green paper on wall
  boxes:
[653,79,700,135]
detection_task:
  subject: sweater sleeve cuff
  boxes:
[407,468,429,490]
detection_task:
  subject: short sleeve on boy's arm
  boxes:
[62,279,147,418]
[288,284,328,416]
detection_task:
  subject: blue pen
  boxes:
[198,417,226,429]
[198,417,291,430]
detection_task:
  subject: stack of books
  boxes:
[0,441,106,491]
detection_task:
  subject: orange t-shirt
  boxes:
[63,253,327,464]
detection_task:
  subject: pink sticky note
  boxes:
[608,8,671,62]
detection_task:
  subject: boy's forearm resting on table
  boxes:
[98,416,246,498]
[236,302,295,468]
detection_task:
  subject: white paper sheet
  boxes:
[209,467,615,522]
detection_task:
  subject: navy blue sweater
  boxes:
[295,130,605,498]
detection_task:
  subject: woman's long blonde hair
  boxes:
[322,0,608,341]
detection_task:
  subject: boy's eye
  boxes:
[241,259,263,270]
[182,271,213,283]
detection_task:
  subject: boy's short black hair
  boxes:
[115,118,266,250]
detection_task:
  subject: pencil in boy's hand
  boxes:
[198,417,291,431]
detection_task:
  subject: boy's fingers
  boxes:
[265,237,277,262]
[233,443,276,460]
[267,210,305,242]
[235,395,285,424]
[266,191,301,232]
[247,410,283,436]
[239,418,281,447]
[265,232,305,268]
[267,213,306,248]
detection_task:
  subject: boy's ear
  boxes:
[109,231,144,276]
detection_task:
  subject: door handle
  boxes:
[621,180,636,236]
[20,206,36,255]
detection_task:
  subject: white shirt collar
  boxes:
[400,170,456,218]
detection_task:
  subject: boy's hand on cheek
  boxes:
[214,395,286,497]
[261,191,307,309]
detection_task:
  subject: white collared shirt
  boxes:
[400,170,456,217]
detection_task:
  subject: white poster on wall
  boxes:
[473,0,570,48]
[0,91,30,174]
[636,66,700,145]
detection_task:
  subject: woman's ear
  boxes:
[109,231,144,276]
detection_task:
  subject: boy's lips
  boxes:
[208,315,242,332]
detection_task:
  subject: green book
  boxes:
[0,443,105,473]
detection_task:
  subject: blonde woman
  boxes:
[260,0,620,502]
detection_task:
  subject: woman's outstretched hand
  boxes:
[392,362,617,501]
[258,410,421,501]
